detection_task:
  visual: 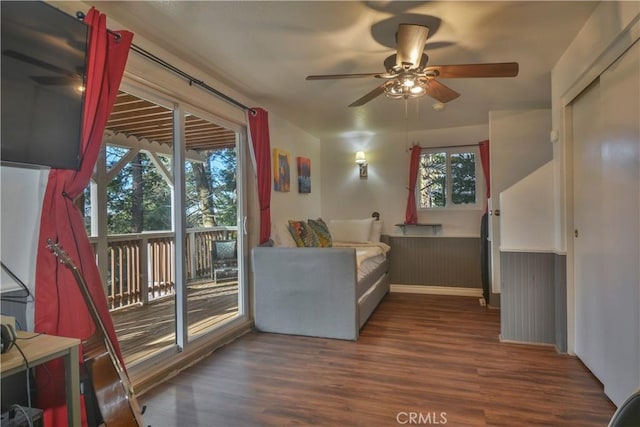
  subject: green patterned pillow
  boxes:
[307,218,332,247]
[288,220,319,247]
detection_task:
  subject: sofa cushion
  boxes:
[370,220,383,242]
[288,220,319,247]
[307,218,332,247]
[271,222,297,247]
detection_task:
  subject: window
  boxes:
[418,147,480,209]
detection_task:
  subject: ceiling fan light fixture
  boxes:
[403,79,415,88]
[384,76,427,100]
[432,101,446,111]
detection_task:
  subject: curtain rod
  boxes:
[129,44,256,114]
[76,11,256,116]
[417,143,480,150]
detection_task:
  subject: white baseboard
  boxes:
[499,334,559,351]
[390,284,483,297]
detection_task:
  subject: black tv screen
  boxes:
[1,1,88,170]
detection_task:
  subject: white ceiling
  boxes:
[85,1,598,139]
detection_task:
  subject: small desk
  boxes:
[1,331,81,427]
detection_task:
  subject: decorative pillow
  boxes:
[213,240,237,260]
[271,222,297,247]
[369,220,383,242]
[307,218,332,247]
[288,220,319,247]
[328,218,374,243]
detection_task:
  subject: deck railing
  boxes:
[90,227,237,310]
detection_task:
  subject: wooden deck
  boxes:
[111,279,239,366]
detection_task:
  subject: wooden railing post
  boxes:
[188,229,196,281]
[140,236,149,305]
[103,227,236,311]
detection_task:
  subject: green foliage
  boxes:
[418,151,476,208]
[185,150,236,228]
[89,145,238,235]
[207,148,237,226]
[451,153,476,205]
[419,152,446,208]
[106,147,172,234]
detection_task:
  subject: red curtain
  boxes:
[248,108,272,244]
[34,8,132,426]
[404,144,422,224]
[478,139,490,212]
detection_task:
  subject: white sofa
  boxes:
[251,217,390,340]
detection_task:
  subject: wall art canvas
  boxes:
[297,156,311,193]
[273,148,291,192]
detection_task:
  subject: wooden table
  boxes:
[1,331,81,427]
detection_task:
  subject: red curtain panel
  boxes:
[478,139,490,212]
[404,145,422,224]
[34,8,132,426]
[248,108,272,244]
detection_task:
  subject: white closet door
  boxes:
[573,78,605,381]
[573,40,640,406]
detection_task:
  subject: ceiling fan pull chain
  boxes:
[405,99,410,151]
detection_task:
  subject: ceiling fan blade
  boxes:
[426,62,519,78]
[306,73,383,80]
[423,79,460,103]
[348,83,387,107]
[396,24,429,69]
[3,49,78,77]
[30,75,80,85]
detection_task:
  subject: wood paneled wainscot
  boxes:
[384,235,482,293]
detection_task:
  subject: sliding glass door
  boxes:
[89,85,247,368]
[182,110,242,340]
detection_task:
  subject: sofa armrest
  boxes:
[252,247,358,340]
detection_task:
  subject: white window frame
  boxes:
[417,145,483,211]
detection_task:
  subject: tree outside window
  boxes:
[83,146,237,235]
[418,148,478,209]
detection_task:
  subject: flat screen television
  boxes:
[1,1,88,170]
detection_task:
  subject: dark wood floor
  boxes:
[139,293,616,426]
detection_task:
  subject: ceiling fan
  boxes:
[306,23,519,107]
[2,49,84,86]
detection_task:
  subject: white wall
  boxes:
[0,166,48,294]
[489,109,553,200]
[0,166,49,331]
[320,124,488,237]
[500,161,555,252]
[488,109,552,294]
[267,117,322,224]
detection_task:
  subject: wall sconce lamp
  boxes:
[355,151,368,178]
